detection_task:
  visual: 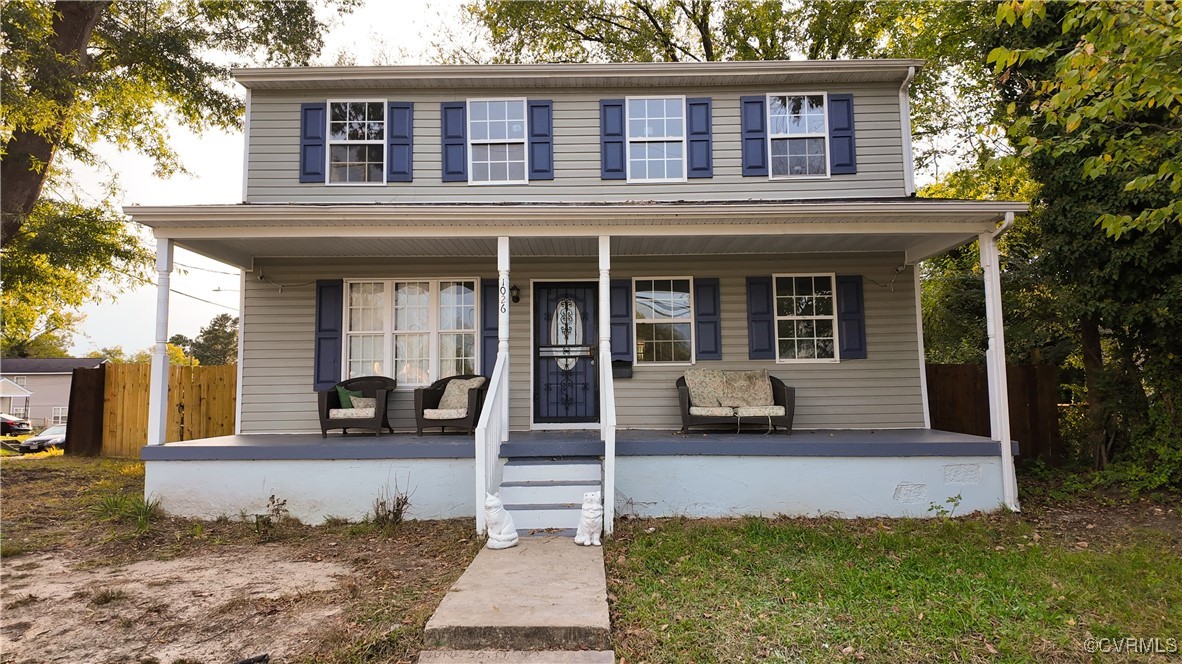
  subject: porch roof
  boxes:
[126,199,1027,270]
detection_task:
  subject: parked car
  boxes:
[19,424,66,453]
[0,413,33,436]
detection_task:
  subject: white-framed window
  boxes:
[633,277,694,364]
[774,274,839,362]
[52,407,68,425]
[768,93,829,178]
[344,279,478,386]
[11,375,26,388]
[468,98,528,185]
[328,100,386,184]
[626,97,686,182]
[10,406,28,418]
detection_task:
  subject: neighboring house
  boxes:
[0,377,33,419]
[129,60,1026,532]
[0,358,107,428]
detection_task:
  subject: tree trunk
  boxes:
[1079,316,1109,468]
[0,1,109,243]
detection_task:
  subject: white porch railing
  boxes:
[474,352,509,534]
[599,347,617,535]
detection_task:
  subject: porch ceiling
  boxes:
[127,199,1028,269]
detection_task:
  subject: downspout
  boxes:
[983,211,1019,511]
[992,212,1015,239]
[899,66,917,196]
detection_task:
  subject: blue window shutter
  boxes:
[609,279,632,361]
[746,276,775,360]
[299,103,326,183]
[828,94,857,175]
[387,102,413,182]
[694,278,722,360]
[440,102,467,182]
[313,280,343,390]
[481,279,500,377]
[836,275,867,359]
[739,96,768,177]
[600,99,626,180]
[686,97,713,178]
[528,100,554,180]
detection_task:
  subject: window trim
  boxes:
[342,278,481,387]
[51,406,68,425]
[773,272,840,364]
[325,98,388,187]
[11,375,26,388]
[766,92,831,180]
[632,276,696,366]
[466,97,530,186]
[625,95,688,184]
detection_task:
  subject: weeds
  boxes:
[253,494,291,541]
[927,493,963,520]
[89,588,129,606]
[371,483,412,530]
[91,493,161,534]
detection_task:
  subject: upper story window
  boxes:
[768,94,828,178]
[468,99,527,184]
[627,97,685,182]
[634,277,694,363]
[11,375,26,388]
[328,101,385,184]
[774,274,837,362]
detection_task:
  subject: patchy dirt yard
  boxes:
[0,457,482,664]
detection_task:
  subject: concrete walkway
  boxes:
[421,537,613,661]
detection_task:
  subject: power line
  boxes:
[170,289,239,311]
[175,262,240,276]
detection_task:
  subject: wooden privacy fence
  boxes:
[926,363,1060,463]
[65,364,236,457]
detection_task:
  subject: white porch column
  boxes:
[979,216,1019,511]
[598,235,615,534]
[147,238,174,446]
[497,236,510,443]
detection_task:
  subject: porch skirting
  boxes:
[145,458,474,524]
[615,455,1005,519]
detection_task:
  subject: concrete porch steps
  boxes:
[423,538,612,652]
[500,458,602,532]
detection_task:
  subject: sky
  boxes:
[68,0,464,356]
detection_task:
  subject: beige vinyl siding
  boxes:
[246,82,907,203]
[238,253,923,434]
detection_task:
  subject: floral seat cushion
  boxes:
[684,369,775,410]
[736,405,785,417]
[329,407,376,419]
[424,408,467,420]
[439,377,487,410]
[689,406,734,417]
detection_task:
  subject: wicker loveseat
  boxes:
[414,374,488,435]
[676,369,795,434]
[318,376,397,437]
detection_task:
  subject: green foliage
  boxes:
[188,313,238,365]
[987,0,1182,236]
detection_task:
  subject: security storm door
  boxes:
[534,283,600,424]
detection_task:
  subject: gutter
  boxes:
[992,211,1016,239]
[899,66,917,196]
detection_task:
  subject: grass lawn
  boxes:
[605,486,1182,663]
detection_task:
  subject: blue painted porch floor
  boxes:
[141,428,1015,461]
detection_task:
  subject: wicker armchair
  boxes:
[414,374,488,435]
[318,376,397,437]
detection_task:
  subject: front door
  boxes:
[534,282,599,424]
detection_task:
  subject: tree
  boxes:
[188,314,238,365]
[1,0,354,360]
[987,0,1182,237]
[89,344,196,365]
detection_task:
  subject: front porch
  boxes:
[142,428,1018,525]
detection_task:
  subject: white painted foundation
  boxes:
[615,456,1006,518]
[145,459,475,524]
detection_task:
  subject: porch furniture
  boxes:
[676,369,795,434]
[318,376,397,437]
[414,374,488,435]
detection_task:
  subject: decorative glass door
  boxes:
[534,283,599,424]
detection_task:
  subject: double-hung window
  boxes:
[468,99,527,184]
[768,94,828,178]
[11,375,26,388]
[774,274,838,362]
[634,277,694,363]
[52,407,68,425]
[626,97,685,182]
[345,279,478,386]
[328,101,385,184]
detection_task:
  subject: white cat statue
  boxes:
[484,492,519,550]
[573,490,603,546]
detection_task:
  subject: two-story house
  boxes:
[129,60,1026,535]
